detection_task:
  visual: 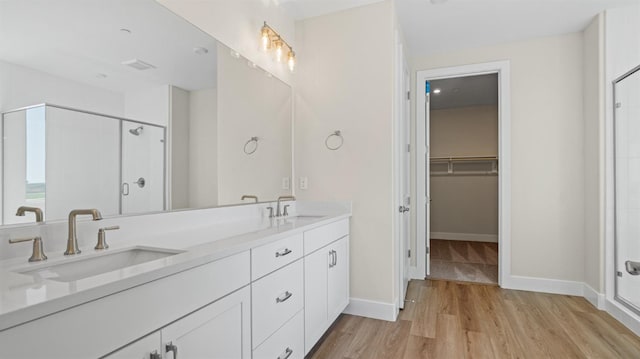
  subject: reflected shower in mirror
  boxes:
[0,0,292,225]
[2,105,166,225]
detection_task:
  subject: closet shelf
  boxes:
[430,156,498,176]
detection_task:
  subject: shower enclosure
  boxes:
[1,104,166,224]
[614,65,640,314]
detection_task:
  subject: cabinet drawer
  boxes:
[253,310,304,359]
[304,218,349,255]
[252,259,304,348]
[252,233,303,280]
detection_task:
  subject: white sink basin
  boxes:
[15,247,183,282]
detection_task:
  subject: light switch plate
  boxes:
[300,177,308,190]
[282,177,290,190]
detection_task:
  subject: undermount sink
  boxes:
[15,247,183,282]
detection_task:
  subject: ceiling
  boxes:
[430,74,498,110]
[0,0,218,94]
[281,0,638,57]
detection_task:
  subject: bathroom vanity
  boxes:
[0,202,351,358]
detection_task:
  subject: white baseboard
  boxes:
[430,232,498,243]
[409,266,424,280]
[583,284,606,310]
[605,299,640,336]
[343,298,397,322]
[502,275,584,296]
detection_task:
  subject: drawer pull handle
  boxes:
[276,291,293,303]
[278,347,293,359]
[275,248,292,257]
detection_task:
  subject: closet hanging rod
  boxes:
[430,156,498,162]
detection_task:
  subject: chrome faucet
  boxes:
[276,195,295,217]
[241,195,259,203]
[16,206,44,223]
[65,209,102,255]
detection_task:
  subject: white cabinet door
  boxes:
[328,236,349,322]
[162,286,251,359]
[304,246,330,354]
[104,332,161,359]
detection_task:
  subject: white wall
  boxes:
[430,105,498,238]
[188,88,218,208]
[412,33,585,282]
[583,14,605,293]
[217,43,292,205]
[170,86,191,209]
[295,1,396,304]
[157,0,295,86]
[124,85,170,126]
[0,60,124,115]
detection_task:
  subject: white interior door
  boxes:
[615,66,640,312]
[425,81,431,276]
[401,66,411,301]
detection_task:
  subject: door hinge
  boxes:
[408,249,411,258]
[616,102,622,109]
[407,144,411,152]
[407,91,410,100]
[426,247,430,254]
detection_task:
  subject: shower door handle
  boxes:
[625,261,640,275]
[122,183,129,196]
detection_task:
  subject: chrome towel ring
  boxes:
[325,130,343,151]
[244,136,259,155]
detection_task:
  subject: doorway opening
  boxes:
[414,61,511,287]
[427,74,499,285]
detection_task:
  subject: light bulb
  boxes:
[261,26,270,52]
[287,51,295,72]
[275,40,283,63]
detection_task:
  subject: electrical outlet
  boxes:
[282,177,290,190]
[300,177,308,190]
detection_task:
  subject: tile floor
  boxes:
[429,239,498,284]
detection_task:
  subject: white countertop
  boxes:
[0,207,351,332]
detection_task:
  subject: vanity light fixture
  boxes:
[260,21,296,72]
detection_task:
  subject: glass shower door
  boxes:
[615,65,640,313]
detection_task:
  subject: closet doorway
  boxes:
[415,61,511,286]
[428,74,499,284]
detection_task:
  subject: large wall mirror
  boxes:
[0,0,293,225]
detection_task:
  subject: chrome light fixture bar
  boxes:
[260,21,296,72]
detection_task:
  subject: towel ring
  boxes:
[325,130,343,151]
[244,136,259,155]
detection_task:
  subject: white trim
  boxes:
[343,298,398,322]
[605,299,640,336]
[409,266,424,280]
[501,275,584,296]
[430,232,498,243]
[583,283,606,310]
[414,61,511,287]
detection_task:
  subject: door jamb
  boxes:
[413,61,511,286]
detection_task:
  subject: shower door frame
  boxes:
[613,64,640,316]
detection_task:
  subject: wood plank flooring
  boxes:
[308,280,640,358]
[430,239,498,284]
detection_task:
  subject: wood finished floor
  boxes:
[308,280,640,359]
[430,239,498,285]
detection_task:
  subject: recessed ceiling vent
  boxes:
[121,59,156,71]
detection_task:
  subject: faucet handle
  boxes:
[266,206,274,218]
[283,205,290,216]
[95,226,120,250]
[9,236,47,262]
